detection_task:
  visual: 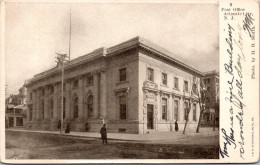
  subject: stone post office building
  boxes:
[24,37,205,134]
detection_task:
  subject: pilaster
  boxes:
[36,89,40,119]
[93,72,99,118]
[53,84,59,120]
[100,69,107,118]
[44,86,49,119]
[65,80,71,119]
[32,90,36,120]
[78,76,84,119]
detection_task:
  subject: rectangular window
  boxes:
[147,68,154,82]
[174,100,179,121]
[192,83,197,93]
[50,86,54,94]
[87,75,94,85]
[174,77,179,89]
[184,102,189,120]
[29,108,33,121]
[162,73,167,85]
[119,96,126,119]
[41,89,45,96]
[184,81,188,91]
[162,98,167,120]
[30,93,32,100]
[207,87,211,92]
[73,80,78,88]
[119,68,126,82]
[193,104,197,121]
[208,78,210,83]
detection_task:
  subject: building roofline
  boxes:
[25,36,206,86]
[203,70,219,77]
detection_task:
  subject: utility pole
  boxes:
[55,53,69,133]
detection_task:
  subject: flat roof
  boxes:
[25,36,208,86]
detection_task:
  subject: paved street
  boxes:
[5,128,219,159]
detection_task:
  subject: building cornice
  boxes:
[25,36,207,87]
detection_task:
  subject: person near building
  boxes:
[100,124,107,144]
[175,120,179,132]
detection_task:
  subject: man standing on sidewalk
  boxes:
[100,124,107,144]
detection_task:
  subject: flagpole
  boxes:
[68,7,71,61]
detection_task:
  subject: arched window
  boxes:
[73,97,78,118]
[87,95,93,117]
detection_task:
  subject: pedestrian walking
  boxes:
[100,124,107,144]
[175,120,179,132]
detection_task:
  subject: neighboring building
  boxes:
[5,86,27,127]
[24,36,205,134]
[201,71,219,126]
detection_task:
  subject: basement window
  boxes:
[119,128,126,133]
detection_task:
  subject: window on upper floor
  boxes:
[41,88,45,96]
[162,73,167,86]
[73,79,78,88]
[119,68,126,82]
[87,75,94,85]
[50,86,54,94]
[30,93,32,100]
[192,83,197,93]
[184,81,189,91]
[174,77,179,89]
[207,87,211,92]
[147,68,154,82]
[208,78,211,83]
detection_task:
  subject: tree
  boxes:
[183,76,199,134]
[196,80,207,133]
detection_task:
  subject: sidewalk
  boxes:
[6,127,219,143]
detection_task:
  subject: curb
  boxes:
[6,129,144,142]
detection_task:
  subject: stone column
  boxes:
[36,89,40,119]
[179,97,184,121]
[65,81,71,119]
[78,76,84,119]
[168,95,173,121]
[53,84,58,120]
[44,86,49,119]
[93,72,99,118]
[32,90,36,120]
[100,69,107,118]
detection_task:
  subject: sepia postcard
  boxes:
[0,0,259,163]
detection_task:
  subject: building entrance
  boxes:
[9,117,14,127]
[147,104,154,129]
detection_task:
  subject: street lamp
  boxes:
[55,53,69,133]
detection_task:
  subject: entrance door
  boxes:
[147,104,154,129]
[9,117,14,127]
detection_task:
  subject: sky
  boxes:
[5,2,219,95]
